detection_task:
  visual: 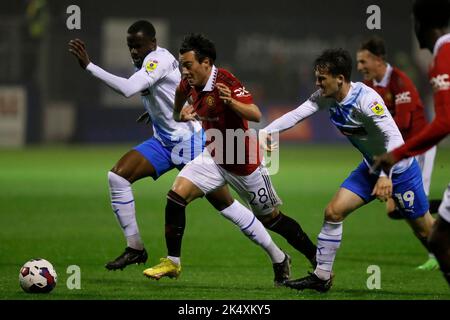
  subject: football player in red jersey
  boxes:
[357,36,440,270]
[373,0,450,286]
[143,34,317,283]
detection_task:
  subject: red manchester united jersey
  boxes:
[179,66,261,176]
[393,34,450,160]
[364,65,428,141]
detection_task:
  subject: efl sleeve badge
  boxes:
[145,60,158,72]
[371,102,385,116]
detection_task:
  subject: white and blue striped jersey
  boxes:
[264,82,413,175]
[138,47,201,147]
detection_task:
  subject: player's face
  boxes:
[127,31,155,68]
[356,50,379,81]
[315,68,342,98]
[179,51,212,87]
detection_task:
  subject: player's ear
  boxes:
[201,57,212,67]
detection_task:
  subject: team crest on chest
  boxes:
[206,95,215,108]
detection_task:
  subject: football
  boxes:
[19,259,57,293]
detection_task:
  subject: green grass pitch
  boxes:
[1,144,449,300]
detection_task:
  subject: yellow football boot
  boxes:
[143,258,181,280]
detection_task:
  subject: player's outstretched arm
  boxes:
[264,99,319,134]
[68,38,150,98]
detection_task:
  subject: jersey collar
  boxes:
[340,82,355,105]
[373,63,392,88]
[202,65,218,92]
[433,33,450,57]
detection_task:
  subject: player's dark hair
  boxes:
[413,0,450,28]
[359,36,387,60]
[127,20,156,39]
[179,33,216,64]
[314,48,352,81]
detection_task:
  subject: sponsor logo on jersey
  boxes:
[370,102,385,115]
[206,95,215,107]
[234,87,250,97]
[430,74,450,92]
[145,60,158,72]
[395,91,411,104]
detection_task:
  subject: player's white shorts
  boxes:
[178,149,282,216]
[438,183,450,223]
[415,146,437,196]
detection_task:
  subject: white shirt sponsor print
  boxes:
[394,91,411,104]
[430,74,450,92]
[234,87,250,97]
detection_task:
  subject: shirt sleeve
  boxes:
[140,54,176,88]
[263,98,319,134]
[86,62,150,98]
[230,81,254,104]
[392,48,450,161]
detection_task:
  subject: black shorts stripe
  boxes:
[260,168,277,206]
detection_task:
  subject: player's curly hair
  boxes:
[180,33,216,64]
[413,0,450,28]
[128,20,156,39]
[314,48,352,82]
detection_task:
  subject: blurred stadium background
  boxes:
[1,0,449,300]
[0,0,445,146]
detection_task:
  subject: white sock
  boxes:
[108,171,144,250]
[220,200,285,263]
[167,256,180,265]
[314,221,343,280]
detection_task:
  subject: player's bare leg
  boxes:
[428,216,450,286]
[285,188,365,292]
[105,150,154,270]
[406,212,438,270]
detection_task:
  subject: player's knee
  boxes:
[108,170,130,187]
[324,204,344,222]
[167,190,187,207]
[110,167,132,183]
[205,191,234,211]
[258,208,279,227]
